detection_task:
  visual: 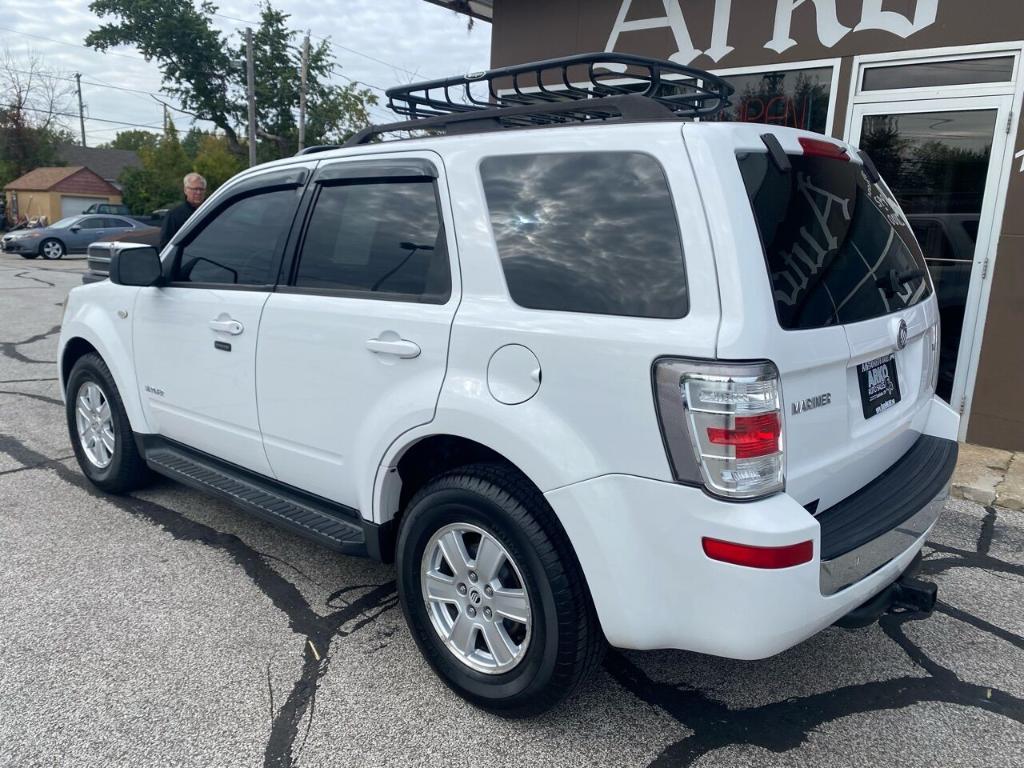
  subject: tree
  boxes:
[100,129,159,152]
[119,116,191,213]
[192,133,245,190]
[0,48,76,191]
[85,0,377,160]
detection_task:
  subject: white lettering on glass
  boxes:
[855,0,938,37]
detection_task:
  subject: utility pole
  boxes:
[75,73,87,147]
[245,27,257,167]
[298,32,309,152]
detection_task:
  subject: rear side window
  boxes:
[480,152,688,319]
[738,151,931,329]
[294,180,449,301]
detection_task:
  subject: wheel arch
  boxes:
[59,321,147,432]
[372,433,588,583]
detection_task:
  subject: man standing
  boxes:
[159,173,207,249]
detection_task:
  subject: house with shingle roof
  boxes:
[3,166,123,225]
[56,145,141,190]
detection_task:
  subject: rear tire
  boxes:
[66,353,153,493]
[40,238,65,260]
[396,463,604,716]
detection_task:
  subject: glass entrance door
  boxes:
[849,97,1012,408]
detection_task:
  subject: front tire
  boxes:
[396,463,604,716]
[66,353,152,493]
[40,238,65,260]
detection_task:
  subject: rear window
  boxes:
[480,152,688,319]
[738,150,931,330]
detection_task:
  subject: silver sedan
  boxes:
[0,215,142,260]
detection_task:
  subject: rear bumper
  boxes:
[818,435,956,595]
[545,416,956,659]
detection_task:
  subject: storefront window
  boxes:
[712,67,832,135]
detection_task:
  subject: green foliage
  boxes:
[86,0,377,160]
[119,117,191,214]
[100,129,159,152]
[192,133,246,190]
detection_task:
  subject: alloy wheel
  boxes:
[75,381,115,468]
[420,522,532,674]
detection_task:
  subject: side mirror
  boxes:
[69,226,81,233]
[110,245,164,287]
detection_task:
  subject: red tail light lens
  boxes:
[702,538,813,569]
[799,137,849,161]
[652,359,785,499]
[707,413,781,459]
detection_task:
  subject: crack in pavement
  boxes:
[0,377,59,384]
[0,431,396,768]
[0,389,65,407]
[13,271,55,288]
[0,325,61,365]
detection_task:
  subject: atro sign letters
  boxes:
[605,0,941,64]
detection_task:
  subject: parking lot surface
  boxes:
[1,254,1022,767]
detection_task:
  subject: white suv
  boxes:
[58,55,959,716]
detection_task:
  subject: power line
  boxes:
[208,10,419,79]
[10,103,164,130]
[0,25,147,63]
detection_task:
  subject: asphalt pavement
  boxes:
[1,253,1022,767]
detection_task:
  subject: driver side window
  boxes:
[175,188,299,286]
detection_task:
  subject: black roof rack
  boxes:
[342,52,733,147]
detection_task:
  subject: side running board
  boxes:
[139,436,368,556]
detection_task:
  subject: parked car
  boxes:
[82,202,133,216]
[57,54,959,716]
[1,214,144,259]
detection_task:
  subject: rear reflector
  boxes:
[707,413,781,459]
[702,538,814,569]
[799,137,848,161]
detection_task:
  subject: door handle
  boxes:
[365,337,421,359]
[209,317,244,335]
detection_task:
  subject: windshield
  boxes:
[738,151,931,330]
[50,217,79,229]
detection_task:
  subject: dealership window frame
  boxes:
[842,40,1024,440]
[705,58,841,136]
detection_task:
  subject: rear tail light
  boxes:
[653,359,784,499]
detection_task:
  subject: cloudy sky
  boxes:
[1,0,491,145]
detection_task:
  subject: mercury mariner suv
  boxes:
[58,54,959,716]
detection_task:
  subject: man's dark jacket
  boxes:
[159,200,198,249]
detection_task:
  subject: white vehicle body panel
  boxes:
[59,280,146,429]
[133,287,274,476]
